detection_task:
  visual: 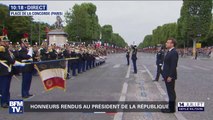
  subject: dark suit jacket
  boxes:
[162,48,179,80]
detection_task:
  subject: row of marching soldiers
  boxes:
[0,36,107,108]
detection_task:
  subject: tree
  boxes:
[101,25,113,43]
[178,0,212,57]
[138,35,153,48]
[139,23,177,48]
[65,3,100,43]
[178,0,212,46]
[112,33,127,47]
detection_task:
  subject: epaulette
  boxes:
[0,46,5,52]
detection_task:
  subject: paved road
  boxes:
[140,53,213,120]
[0,53,212,120]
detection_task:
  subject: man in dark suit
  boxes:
[162,38,179,113]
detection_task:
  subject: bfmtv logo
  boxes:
[9,100,24,114]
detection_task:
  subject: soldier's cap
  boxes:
[0,36,10,42]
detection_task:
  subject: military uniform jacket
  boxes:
[82,53,86,61]
[48,49,57,60]
[156,50,164,65]
[77,53,83,62]
[18,47,34,73]
[126,51,130,58]
[0,46,15,76]
[63,49,70,58]
[131,49,137,60]
[85,53,91,61]
[70,52,77,63]
[40,48,49,61]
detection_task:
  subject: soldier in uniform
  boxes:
[76,49,83,74]
[11,42,22,76]
[131,45,137,74]
[0,36,25,108]
[153,45,164,81]
[40,41,49,61]
[32,42,40,62]
[91,51,96,68]
[126,49,130,65]
[57,48,64,60]
[48,44,58,60]
[87,50,93,69]
[63,44,71,79]
[19,38,34,98]
[81,49,86,72]
[70,47,77,76]
[85,50,90,70]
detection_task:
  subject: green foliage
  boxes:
[111,33,127,47]
[138,35,153,48]
[139,0,212,48]
[101,25,113,43]
[138,23,177,48]
[65,3,100,43]
[177,0,212,46]
[65,3,127,47]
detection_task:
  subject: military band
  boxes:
[0,35,108,108]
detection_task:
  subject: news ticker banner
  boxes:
[9,4,63,16]
[9,100,205,114]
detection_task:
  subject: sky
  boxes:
[2,1,183,45]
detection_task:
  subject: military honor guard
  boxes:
[0,34,107,108]
[153,45,164,81]
[19,38,34,98]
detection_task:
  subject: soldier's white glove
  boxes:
[159,64,162,66]
[27,47,33,57]
[13,61,26,67]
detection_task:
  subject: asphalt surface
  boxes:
[140,53,213,120]
[0,53,212,120]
